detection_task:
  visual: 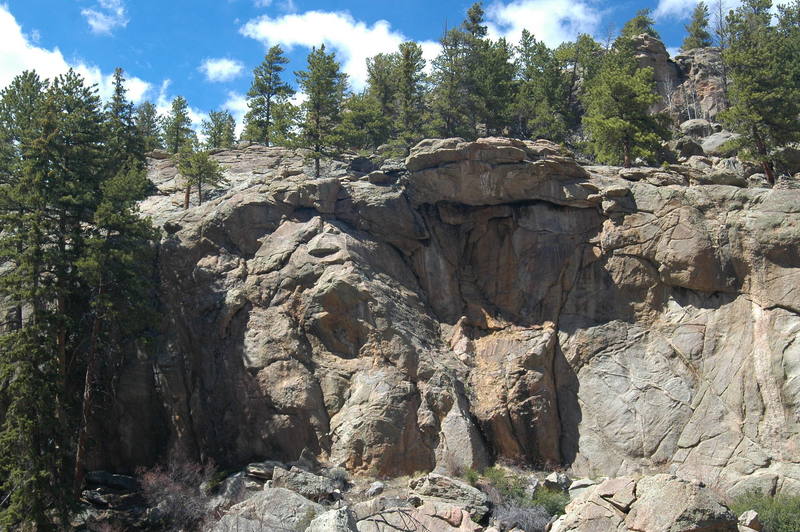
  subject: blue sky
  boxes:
[0,0,731,133]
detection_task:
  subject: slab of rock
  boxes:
[737,510,762,531]
[545,472,572,492]
[222,488,323,531]
[568,478,597,500]
[271,466,340,502]
[356,502,481,532]
[406,137,592,207]
[409,473,489,520]
[701,131,740,156]
[624,475,737,531]
[245,460,285,480]
[306,508,358,532]
[680,119,714,138]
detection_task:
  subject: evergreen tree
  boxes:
[177,147,227,208]
[162,96,195,154]
[105,68,145,174]
[0,69,157,528]
[720,0,800,183]
[429,2,515,138]
[337,92,392,150]
[366,52,398,118]
[430,28,471,138]
[202,110,236,149]
[243,100,299,146]
[245,45,294,146]
[583,49,670,167]
[395,41,428,148]
[556,34,604,127]
[295,45,348,177]
[619,8,660,40]
[683,2,713,50]
[513,30,570,141]
[134,101,163,152]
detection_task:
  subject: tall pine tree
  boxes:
[134,101,164,152]
[162,96,195,154]
[296,45,348,177]
[202,110,236,149]
[244,45,294,146]
[683,2,713,50]
[720,0,800,183]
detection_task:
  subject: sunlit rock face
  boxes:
[91,138,800,496]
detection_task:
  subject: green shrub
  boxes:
[463,468,480,486]
[730,491,800,532]
[530,487,570,516]
[482,466,527,504]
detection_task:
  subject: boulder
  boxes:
[365,481,385,498]
[544,472,572,492]
[555,475,737,532]
[701,131,740,156]
[680,119,714,138]
[624,475,737,531]
[568,478,597,500]
[222,488,323,531]
[409,473,490,520]
[271,467,340,502]
[245,460,285,480]
[670,136,705,158]
[306,508,358,532]
[737,510,762,531]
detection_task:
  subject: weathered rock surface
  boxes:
[215,488,323,531]
[671,47,728,122]
[409,473,489,520]
[91,136,800,499]
[553,474,737,531]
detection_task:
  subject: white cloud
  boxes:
[486,0,602,48]
[253,0,272,7]
[655,0,787,24]
[199,58,245,82]
[240,10,439,91]
[81,0,128,35]
[0,5,150,103]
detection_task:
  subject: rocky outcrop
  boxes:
[551,474,738,531]
[671,47,728,122]
[91,137,800,499]
[632,34,682,113]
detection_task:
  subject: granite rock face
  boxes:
[94,138,800,497]
[551,474,738,532]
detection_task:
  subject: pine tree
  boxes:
[395,41,428,148]
[337,92,392,150]
[683,2,713,50]
[162,96,195,154]
[245,45,294,146]
[202,110,236,149]
[583,49,670,167]
[135,101,164,152]
[430,28,471,138]
[366,52,398,118]
[0,69,158,528]
[243,100,299,146]
[295,45,348,177]
[720,0,800,183]
[513,30,570,141]
[556,34,604,127]
[619,8,660,40]
[177,147,227,208]
[105,68,145,174]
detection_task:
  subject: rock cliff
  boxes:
[94,138,800,498]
